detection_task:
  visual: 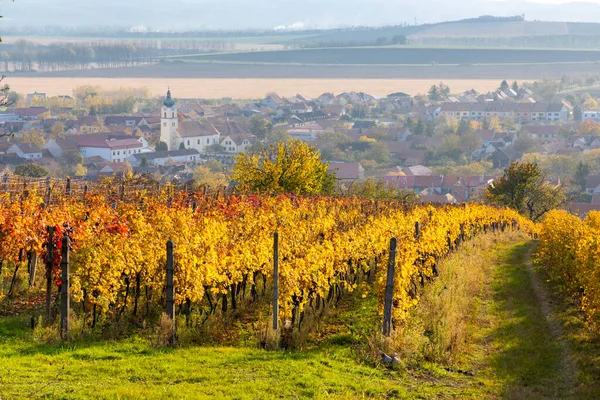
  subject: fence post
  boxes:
[60,234,70,341]
[45,226,55,322]
[165,240,175,346]
[28,251,37,287]
[65,178,71,197]
[382,237,397,337]
[272,232,279,332]
[414,221,420,241]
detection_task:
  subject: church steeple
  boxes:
[163,89,175,108]
[160,88,178,150]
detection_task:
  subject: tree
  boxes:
[414,119,425,135]
[232,140,335,195]
[487,116,502,133]
[578,120,600,136]
[21,128,46,148]
[457,118,471,135]
[62,149,84,166]
[249,115,273,140]
[179,142,186,150]
[50,121,66,139]
[513,136,537,154]
[583,97,599,111]
[192,166,227,187]
[14,164,48,178]
[485,161,565,221]
[500,80,509,92]
[573,105,583,122]
[512,81,519,92]
[427,85,441,101]
[74,164,87,177]
[204,159,223,173]
[265,126,290,144]
[156,141,168,152]
[436,134,464,162]
[574,162,590,192]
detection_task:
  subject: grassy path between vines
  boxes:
[0,234,592,399]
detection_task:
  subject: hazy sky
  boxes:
[3,0,600,31]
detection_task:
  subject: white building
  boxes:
[76,135,146,163]
[159,90,220,152]
[583,111,600,122]
[128,149,200,167]
[7,143,43,159]
[220,134,252,154]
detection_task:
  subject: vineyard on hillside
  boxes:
[0,176,537,343]
[536,210,600,333]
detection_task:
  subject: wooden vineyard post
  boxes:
[272,232,279,332]
[415,221,420,241]
[28,251,37,287]
[382,237,397,337]
[45,226,55,322]
[65,178,71,197]
[60,235,70,341]
[165,240,176,346]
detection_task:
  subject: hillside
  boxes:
[283,17,600,47]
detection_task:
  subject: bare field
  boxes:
[7,77,509,98]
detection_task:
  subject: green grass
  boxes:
[486,242,566,398]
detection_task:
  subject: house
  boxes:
[490,147,519,169]
[288,124,325,141]
[547,102,571,123]
[78,116,102,134]
[104,116,148,128]
[44,137,79,159]
[328,162,365,182]
[469,103,486,120]
[439,102,459,119]
[412,176,443,194]
[97,162,132,177]
[402,165,432,176]
[583,111,600,122]
[75,134,146,163]
[13,107,49,120]
[26,92,47,102]
[585,175,600,194]
[568,202,600,218]
[7,143,43,159]
[516,103,533,122]
[128,149,200,167]
[0,111,19,124]
[289,103,313,114]
[261,94,287,110]
[220,134,252,154]
[419,193,457,204]
[465,175,496,198]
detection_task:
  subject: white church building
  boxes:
[159,90,221,152]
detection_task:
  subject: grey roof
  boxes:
[132,149,199,161]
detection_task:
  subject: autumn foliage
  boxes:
[536,210,600,332]
[0,179,537,331]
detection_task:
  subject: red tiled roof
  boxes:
[328,162,363,180]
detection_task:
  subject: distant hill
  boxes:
[286,16,600,46]
[284,17,600,49]
[410,20,600,39]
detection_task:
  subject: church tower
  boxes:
[160,89,178,150]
